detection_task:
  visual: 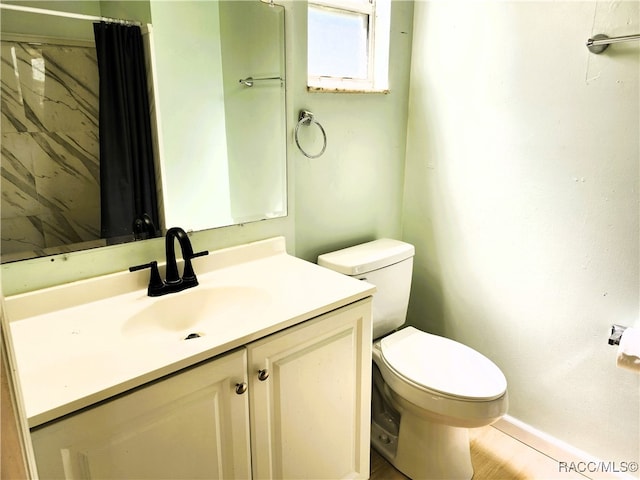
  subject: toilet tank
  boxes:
[318,239,415,340]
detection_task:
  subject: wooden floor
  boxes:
[370,425,588,480]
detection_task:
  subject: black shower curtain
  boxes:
[94,22,159,241]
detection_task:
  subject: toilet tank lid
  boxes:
[318,238,415,275]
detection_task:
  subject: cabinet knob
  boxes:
[235,382,248,395]
[257,369,270,381]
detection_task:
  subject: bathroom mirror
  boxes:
[0,0,287,263]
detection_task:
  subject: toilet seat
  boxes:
[380,327,507,401]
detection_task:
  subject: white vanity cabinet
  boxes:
[29,298,373,480]
[248,299,372,480]
[31,348,252,480]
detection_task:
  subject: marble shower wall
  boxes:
[1,40,102,262]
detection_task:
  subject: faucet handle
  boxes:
[129,261,165,296]
[182,250,209,284]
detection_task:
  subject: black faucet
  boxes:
[129,227,209,297]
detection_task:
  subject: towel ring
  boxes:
[295,110,327,159]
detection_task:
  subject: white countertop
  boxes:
[5,237,375,428]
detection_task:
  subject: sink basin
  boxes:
[122,286,271,338]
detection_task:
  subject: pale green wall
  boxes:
[99,1,151,23]
[291,0,414,262]
[403,0,639,467]
[1,1,99,40]
[150,0,233,230]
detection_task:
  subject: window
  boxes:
[307,0,390,93]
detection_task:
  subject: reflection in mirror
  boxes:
[0,1,287,264]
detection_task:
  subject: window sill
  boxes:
[307,86,390,94]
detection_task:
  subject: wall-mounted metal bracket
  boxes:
[608,324,628,346]
[586,33,640,54]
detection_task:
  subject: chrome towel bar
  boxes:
[239,76,283,87]
[586,33,640,54]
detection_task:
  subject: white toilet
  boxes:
[318,239,508,480]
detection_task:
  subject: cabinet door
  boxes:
[248,299,373,480]
[31,349,251,480]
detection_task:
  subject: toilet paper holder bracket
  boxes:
[608,324,627,345]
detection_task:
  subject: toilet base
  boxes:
[378,409,474,480]
[371,420,399,462]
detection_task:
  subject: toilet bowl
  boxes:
[318,239,508,480]
[372,326,507,479]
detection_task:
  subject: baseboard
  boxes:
[494,415,638,480]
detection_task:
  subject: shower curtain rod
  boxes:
[0,3,142,26]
